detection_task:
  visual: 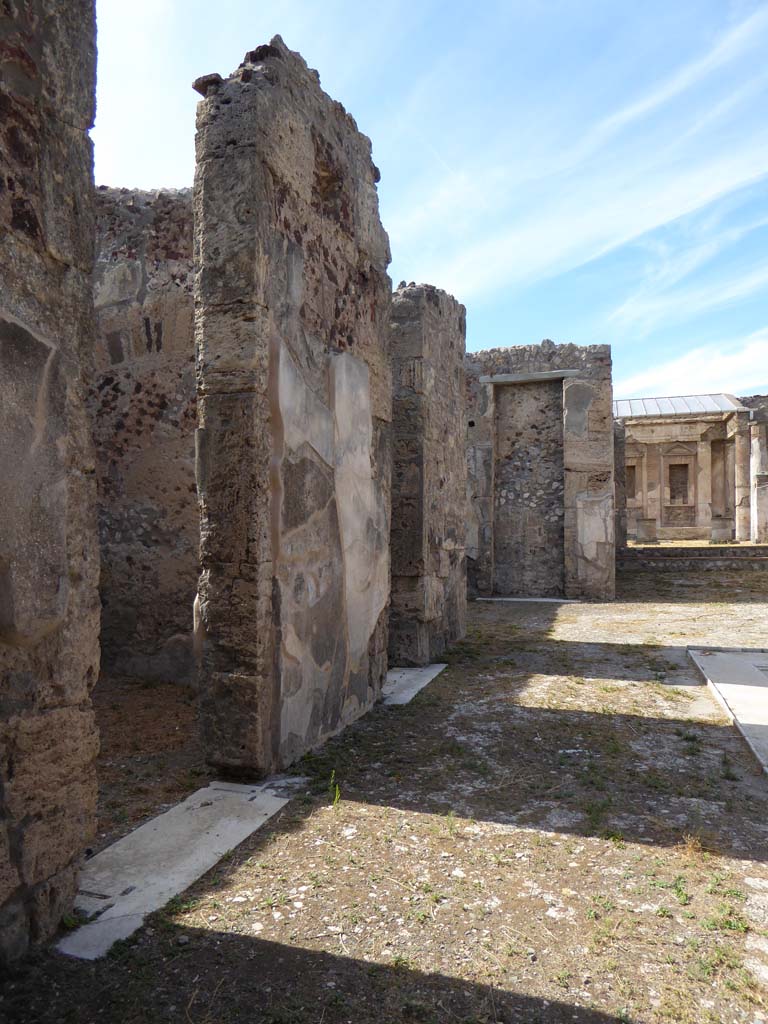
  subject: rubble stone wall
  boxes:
[0,0,100,962]
[194,37,392,775]
[465,342,615,599]
[90,188,197,682]
[493,379,564,596]
[389,284,467,666]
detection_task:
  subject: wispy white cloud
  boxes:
[615,328,768,397]
[579,6,768,151]
[409,146,768,300]
[611,251,768,331]
[386,5,768,301]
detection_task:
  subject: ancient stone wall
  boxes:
[194,37,392,775]
[90,188,197,682]
[465,341,615,599]
[0,0,100,962]
[613,420,628,549]
[493,379,565,595]
[389,284,467,666]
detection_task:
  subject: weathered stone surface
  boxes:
[389,284,467,666]
[742,396,768,544]
[0,0,99,962]
[465,342,615,599]
[194,37,392,774]
[613,420,627,549]
[90,188,197,681]
[493,379,564,596]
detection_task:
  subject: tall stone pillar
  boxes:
[193,38,392,775]
[645,445,662,526]
[734,415,751,541]
[696,440,712,534]
[389,284,467,666]
[0,1,100,962]
[751,419,768,543]
[613,421,627,549]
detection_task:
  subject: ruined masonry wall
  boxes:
[389,284,467,666]
[0,0,100,962]
[465,342,615,600]
[194,37,392,774]
[91,188,197,682]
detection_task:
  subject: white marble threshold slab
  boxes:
[57,776,306,960]
[382,664,447,705]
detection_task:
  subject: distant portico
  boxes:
[614,393,752,542]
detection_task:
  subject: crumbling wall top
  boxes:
[465,340,612,381]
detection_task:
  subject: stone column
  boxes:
[696,440,712,534]
[751,420,768,543]
[734,415,751,541]
[645,445,662,526]
[710,440,725,517]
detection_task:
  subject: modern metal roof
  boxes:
[613,393,745,419]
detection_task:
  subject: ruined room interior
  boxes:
[3,4,768,1023]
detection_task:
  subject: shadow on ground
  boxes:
[1,929,639,1024]
[3,565,767,1023]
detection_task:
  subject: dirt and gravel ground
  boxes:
[2,567,767,1024]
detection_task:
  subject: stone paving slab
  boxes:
[689,647,768,773]
[56,777,306,960]
[381,665,447,705]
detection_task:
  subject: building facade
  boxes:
[614,394,754,542]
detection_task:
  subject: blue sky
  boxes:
[94,0,768,397]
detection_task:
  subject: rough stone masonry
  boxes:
[193,38,393,775]
[389,284,467,665]
[90,187,197,682]
[465,342,615,600]
[0,0,100,962]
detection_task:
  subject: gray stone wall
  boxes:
[389,284,467,665]
[90,188,197,682]
[194,38,392,775]
[0,0,100,962]
[465,341,615,600]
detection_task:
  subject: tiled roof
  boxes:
[613,394,745,418]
